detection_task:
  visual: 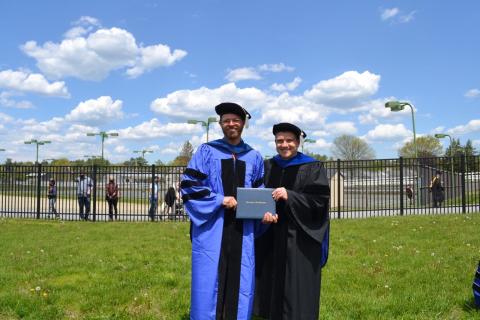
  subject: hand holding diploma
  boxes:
[262,212,278,224]
[223,196,237,209]
[272,187,288,201]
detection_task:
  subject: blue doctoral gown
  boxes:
[181,139,265,320]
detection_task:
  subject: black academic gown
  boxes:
[254,158,330,320]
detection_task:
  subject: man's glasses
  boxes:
[220,118,242,125]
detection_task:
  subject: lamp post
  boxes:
[24,139,51,164]
[385,101,417,158]
[134,149,153,164]
[302,138,316,153]
[435,133,455,195]
[434,133,453,155]
[86,131,119,160]
[187,117,217,142]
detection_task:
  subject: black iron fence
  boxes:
[0,155,479,221]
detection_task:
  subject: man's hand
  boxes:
[223,196,237,209]
[272,187,288,201]
[262,212,278,224]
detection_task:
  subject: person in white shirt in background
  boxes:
[77,172,93,221]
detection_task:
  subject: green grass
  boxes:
[1,215,480,319]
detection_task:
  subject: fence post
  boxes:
[151,164,156,222]
[36,163,42,219]
[92,165,97,221]
[399,157,404,216]
[337,158,341,219]
[461,154,466,214]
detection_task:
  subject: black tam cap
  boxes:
[215,102,251,120]
[272,122,306,139]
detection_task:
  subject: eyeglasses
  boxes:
[220,118,242,125]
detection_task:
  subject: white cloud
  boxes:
[363,123,411,141]
[225,68,261,82]
[270,77,302,92]
[65,96,124,125]
[0,92,34,109]
[325,121,357,135]
[258,63,294,73]
[64,16,102,39]
[0,112,14,123]
[447,119,480,135]
[465,88,480,98]
[225,63,294,82]
[381,8,415,24]
[381,8,399,20]
[256,93,328,128]
[150,83,267,119]
[21,117,65,134]
[305,138,331,150]
[22,23,187,81]
[126,44,187,78]
[114,145,129,154]
[304,71,380,107]
[118,118,200,140]
[0,70,69,97]
[399,11,416,23]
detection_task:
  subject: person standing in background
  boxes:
[77,172,93,221]
[47,178,58,219]
[106,177,119,221]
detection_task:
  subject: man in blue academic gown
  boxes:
[181,102,267,320]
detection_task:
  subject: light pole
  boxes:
[134,149,153,163]
[302,138,316,153]
[86,131,119,160]
[435,133,455,194]
[24,139,51,164]
[385,101,417,158]
[187,117,217,142]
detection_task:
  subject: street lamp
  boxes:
[187,117,218,142]
[302,138,316,153]
[134,149,153,160]
[385,101,417,158]
[434,133,453,153]
[24,139,51,163]
[86,131,119,160]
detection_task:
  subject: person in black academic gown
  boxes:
[254,123,330,320]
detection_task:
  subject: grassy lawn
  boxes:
[1,214,479,319]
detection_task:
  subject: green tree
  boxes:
[169,141,194,166]
[122,157,148,166]
[399,135,443,158]
[331,134,375,160]
[154,159,165,166]
[305,151,331,161]
[444,138,463,157]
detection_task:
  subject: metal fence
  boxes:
[0,155,479,221]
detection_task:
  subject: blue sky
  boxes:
[0,0,479,163]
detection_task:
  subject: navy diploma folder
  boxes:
[236,187,275,219]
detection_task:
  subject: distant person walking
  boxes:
[429,171,445,207]
[106,177,119,221]
[47,178,58,218]
[405,185,414,205]
[77,172,93,220]
[163,184,177,218]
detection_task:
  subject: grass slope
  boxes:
[0,214,479,319]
